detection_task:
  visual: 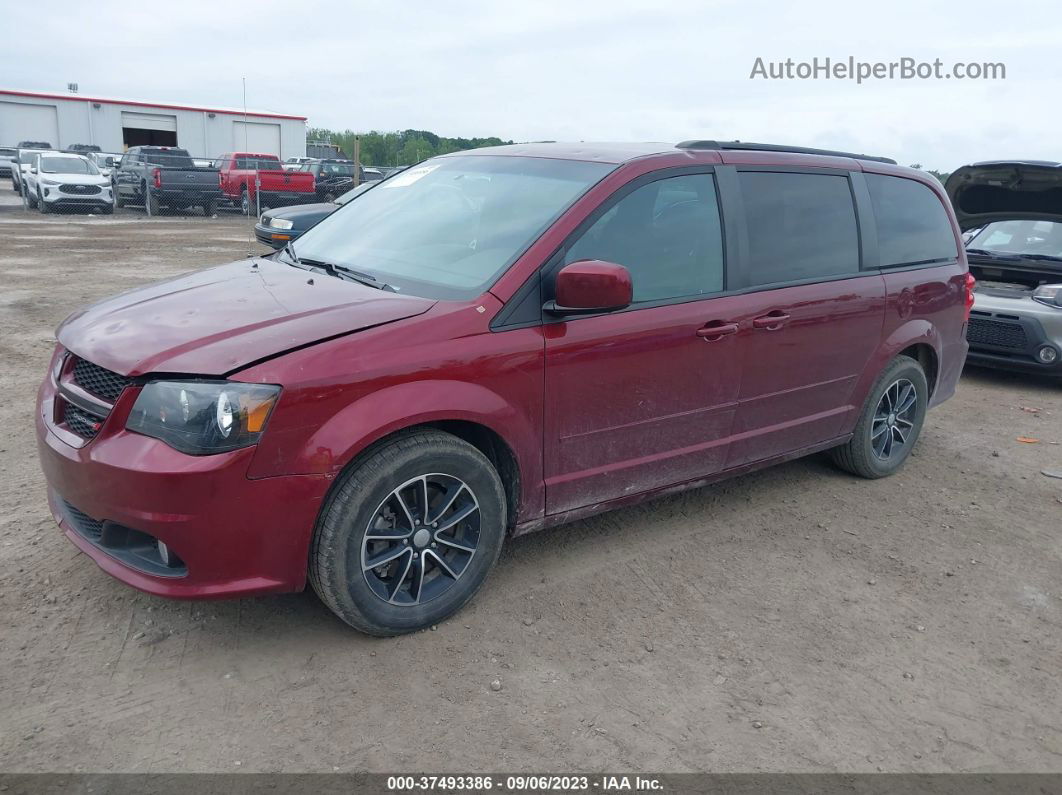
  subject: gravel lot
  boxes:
[0,193,1060,774]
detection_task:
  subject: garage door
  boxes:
[0,102,60,147]
[232,121,281,155]
[121,111,177,132]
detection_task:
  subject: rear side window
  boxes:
[867,174,957,267]
[565,174,724,302]
[737,172,860,285]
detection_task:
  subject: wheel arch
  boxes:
[251,379,540,529]
[850,319,943,418]
[327,419,522,533]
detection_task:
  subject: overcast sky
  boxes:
[3,0,1059,170]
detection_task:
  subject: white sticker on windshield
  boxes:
[382,164,440,188]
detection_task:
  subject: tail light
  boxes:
[963,272,976,320]
[152,168,161,189]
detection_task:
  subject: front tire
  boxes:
[309,430,507,635]
[830,355,928,479]
[37,190,50,214]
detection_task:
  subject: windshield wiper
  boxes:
[1020,253,1062,263]
[966,248,1021,260]
[279,241,395,291]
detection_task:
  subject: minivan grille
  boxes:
[967,317,1027,350]
[72,358,130,402]
[62,403,103,439]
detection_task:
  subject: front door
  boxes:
[543,171,743,515]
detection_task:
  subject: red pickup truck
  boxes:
[215,152,316,213]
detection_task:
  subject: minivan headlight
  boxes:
[126,380,280,455]
[1032,284,1062,308]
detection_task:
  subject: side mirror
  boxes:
[30,167,37,174]
[545,260,633,316]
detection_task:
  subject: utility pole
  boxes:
[353,135,361,188]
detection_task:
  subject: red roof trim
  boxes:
[0,89,308,121]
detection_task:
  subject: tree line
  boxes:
[306,128,514,167]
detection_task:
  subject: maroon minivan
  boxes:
[36,141,972,635]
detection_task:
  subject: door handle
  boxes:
[752,311,791,330]
[696,322,739,341]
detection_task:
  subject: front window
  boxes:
[289,155,613,299]
[40,157,98,175]
[968,220,1062,258]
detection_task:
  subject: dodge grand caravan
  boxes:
[945,160,1062,376]
[36,141,972,635]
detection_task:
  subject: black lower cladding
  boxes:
[60,500,188,578]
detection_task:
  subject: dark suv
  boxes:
[36,141,970,635]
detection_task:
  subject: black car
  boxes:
[295,160,383,201]
[254,181,376,248]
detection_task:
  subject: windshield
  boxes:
[142,149,194,168]
[20,151,43,164]
[968,220,1062,258]
[40,156,98,175]
[318,162,355,178]
[291,155,613,299]
[335,181,375,205]
[0,148,16,157]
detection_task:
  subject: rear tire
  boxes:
[830,355,928,479]
[202,199,216,217]
[309,430,507,636]
[241,189,251,216]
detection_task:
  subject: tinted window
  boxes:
[565,174,724,302]
[867,174,957,267]
[236,156,281,170]
[142,149,194,167]
[738,172,859,285]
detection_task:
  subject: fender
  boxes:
[845,318,942,432]
[247,379,543,520]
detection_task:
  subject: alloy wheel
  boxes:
[871,378,917,461]
[361,474,480,606]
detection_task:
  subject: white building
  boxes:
[0,88,307,158]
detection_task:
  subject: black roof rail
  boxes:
[676,140,897,165]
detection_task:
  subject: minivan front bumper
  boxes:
[35,375,330,599]
[966,292,1062,376]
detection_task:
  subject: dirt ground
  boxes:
[0,192,1060,774]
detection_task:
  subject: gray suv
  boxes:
[946,161,1062,377]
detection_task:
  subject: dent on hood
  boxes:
[55,258,435,377]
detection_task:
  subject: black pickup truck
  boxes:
[113,146,222,215]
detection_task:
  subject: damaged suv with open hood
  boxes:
[946,161,1062,376]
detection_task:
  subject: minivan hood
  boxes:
[57,258,435,376]
[945,160,1062,230]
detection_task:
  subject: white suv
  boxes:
[26,152,114,214]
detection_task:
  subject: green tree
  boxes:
[306,127,513,167]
